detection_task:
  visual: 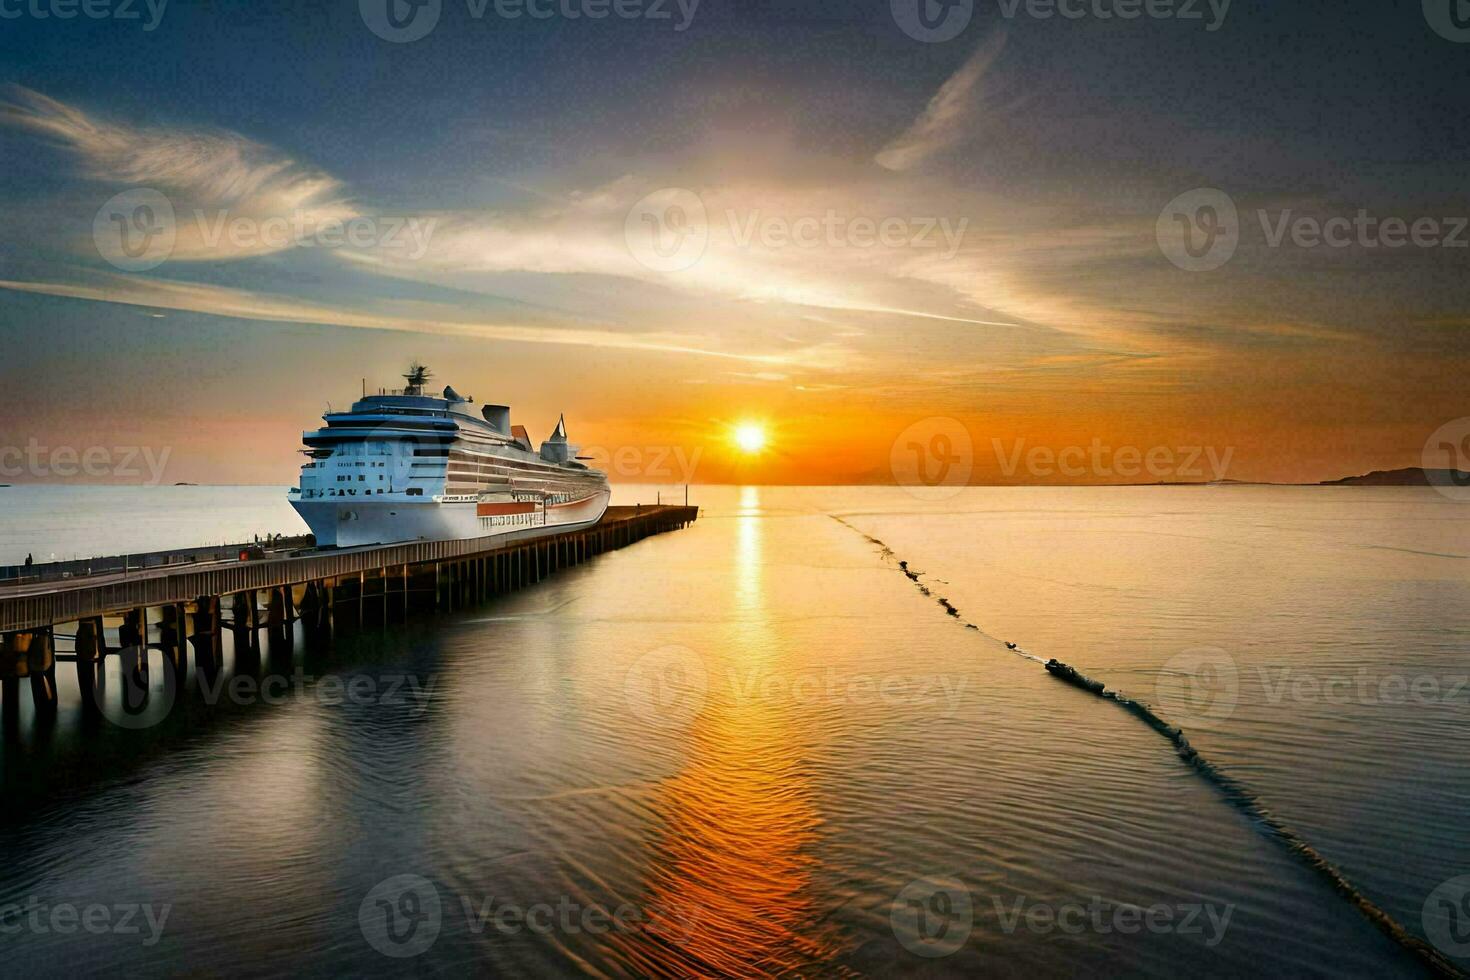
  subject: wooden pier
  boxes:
[0,505,697,730]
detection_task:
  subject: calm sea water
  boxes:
[0,485,1466,977]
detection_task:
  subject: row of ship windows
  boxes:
[310,443,451,457]
[302,488,425,498]
[305,461,390,469]
[479,514,543,527]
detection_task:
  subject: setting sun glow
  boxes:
[734,423,768,454]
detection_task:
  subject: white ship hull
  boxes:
[289,369,610,549]
[291,488,610,549]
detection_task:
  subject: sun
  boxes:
[733,422,767,454]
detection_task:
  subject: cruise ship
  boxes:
[288,365,610,548]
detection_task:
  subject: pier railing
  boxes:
[0,505,697,635]
[0,536,316,586]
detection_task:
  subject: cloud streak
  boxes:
[2,86,356,260]
[875,30,1008,172]
[0,269,834,367]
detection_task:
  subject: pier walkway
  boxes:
[0,505,698,727]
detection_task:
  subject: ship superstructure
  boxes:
[289,365,610,548]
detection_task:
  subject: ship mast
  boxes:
[402,362,433,396]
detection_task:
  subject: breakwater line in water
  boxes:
[830,515,1464,978]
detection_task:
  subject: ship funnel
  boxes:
[482,404,511,434]
[540,414,574,463]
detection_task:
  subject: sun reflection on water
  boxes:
[611,483,848,977]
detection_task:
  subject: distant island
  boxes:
[1319,467,1470,487]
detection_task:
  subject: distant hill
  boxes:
[1320,467,1470,487]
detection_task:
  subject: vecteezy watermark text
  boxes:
[1158,188,1468,272]
[623,189,970,272]
[579,444,702,482]
[0,898,170,946]
[1257,210,1469,251]
[93,188,438,272]
[623,645,969,726]
[0,0,167,30]
[190,210,437,257]
[1256,667,1468,707]
[992,438,1235,482]
[890,0,1230,43]
[359,0,699,43]
[724,209,968,258]
[991,894,1234,945]
[993,0,1230,30]
[0,439,171,485]
[889,879,1234,958]
[1156,647,1470,729]
[358,874,682,959]
[95,664,438,731]
[194,669,438,713]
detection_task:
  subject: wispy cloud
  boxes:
[2,86,356,260]
[875,30,1008,172]
[0,269,834,366]
[0,80,1359,394]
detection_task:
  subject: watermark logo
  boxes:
[360,874,443,958]
[360,0,442,42]
[1424,875,1470,958]
[891,417,973,500]
[1157,188,1238,272]
[1423,418,1470,502]
[892,0,973,42]
[891,879,973,957]
[624,645,708,725]
[1424,0,1470,42]
[625,188,708,272]
[93,646,179,730]
[94,188,176,271]
[1155,646,1238,725]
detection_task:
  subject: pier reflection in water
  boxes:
[0,486,1451,977]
